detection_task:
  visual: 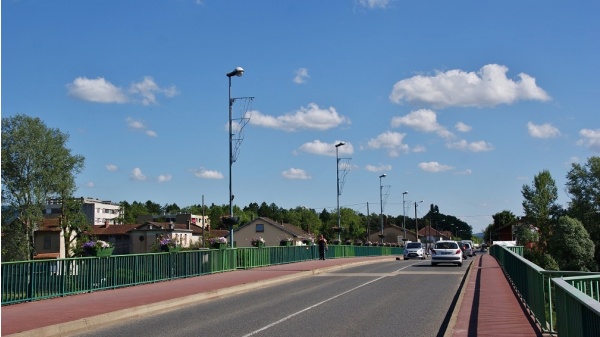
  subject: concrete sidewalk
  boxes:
[2,254,541,336]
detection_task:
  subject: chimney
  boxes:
[187,220,190,230]
[104,220,110,228]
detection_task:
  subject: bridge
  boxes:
[2,246,599,336]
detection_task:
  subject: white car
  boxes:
[431,240,463,267]
[404,242,426,260]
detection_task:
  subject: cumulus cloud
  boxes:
[391,109,453,139]
[131,168,147,181]
[390,64,551,108]
[67,77,128,103]
[447,140,494,152]
[67,76,177,105]
[85,181,95,188]
[249,103,350,131]
[129,76,178,105]
[192,167,224,179]
[358,0,390,9]
[527,122,561,139]
[577,129,600,152]
[126,117,157,137]
[293,68,310,84]
[455,122,472,132]
[366,131,409,157]
[282,168,311,179]
[157,174,172,183]
[418,161,454,173]
[365,164,392,173]
[106,164,118,171]
[298,140,354,156]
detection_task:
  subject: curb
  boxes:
[7,257,396,337]
[443,254,479,337]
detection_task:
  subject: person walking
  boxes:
[318,234,328,260]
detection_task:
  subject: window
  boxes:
[44,236,51,249]
[255,224,264,232]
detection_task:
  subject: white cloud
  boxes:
[455,169,473,175]
[418,161,454,173]
[85,181,95,188]
[391,109,453,139]
[126,117,158,137]
[447,139,494,152]
[106,164,118,171]
[67,77,128,103]
[365,164,392,173]
[157,174,172,183]
[366,131,409,157]
[131,168,147,181]
[282,168,311,179]
[412,145,426,153]
[577,128,600,152]
[455,122,472,132]
[67,76,177,105]
[293,68,310,84]
[129,76,178,105]
[527,122,561,139]
[250,103,350,131]
[358,0,390,9]
[193,167,224,179]
[298,140,354,156]
[390,64,551,108]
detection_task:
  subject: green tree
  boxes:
[547,216,596,271]
[565,156,600,270]
[1,114,84,261]
[522,170,561,251]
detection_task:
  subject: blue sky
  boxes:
[3,0,599,234]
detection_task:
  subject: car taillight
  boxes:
[455,249,461,254]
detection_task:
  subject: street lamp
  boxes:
[335,141,345,242]
[379,174,386,243]
[402,191,408,241]
[226,66,244,248]
[414,200,423,243]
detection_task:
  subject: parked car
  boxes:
[404,242,426,260]
[431,240,463,267]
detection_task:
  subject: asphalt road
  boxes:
[74,259,470,337]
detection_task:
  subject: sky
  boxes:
[2,0,599,234]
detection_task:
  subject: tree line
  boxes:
[483,157,600,272]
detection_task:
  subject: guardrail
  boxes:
[2,245,403,306]
[490,245,600,335]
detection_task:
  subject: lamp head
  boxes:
[227,67,244,77]
[335,141,346,147]
[379,174,386,178]
[403,191,408,195]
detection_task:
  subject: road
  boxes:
[74,258,471,337]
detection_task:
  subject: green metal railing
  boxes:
[490,245,600,335]
[2,245,402,306]
[553,276,600,337]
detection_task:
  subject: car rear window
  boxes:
[435,242,458,249]
[406,243,422,248]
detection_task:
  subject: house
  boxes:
[233,217,312,247]
[33,218,65,260]
[496,223,514,241]
[45,197,123,225]
[137,213,210,230]
[367,224,419,245]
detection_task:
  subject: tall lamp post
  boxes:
[402,191,408,241]
[414,200,423,243]
[226,66,244,248]
[379,174,386,243]
[335,141,345,242]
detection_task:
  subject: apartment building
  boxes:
[46,197,123,225]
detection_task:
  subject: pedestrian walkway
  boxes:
[448,253,542,337]
[2,254,541,336]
